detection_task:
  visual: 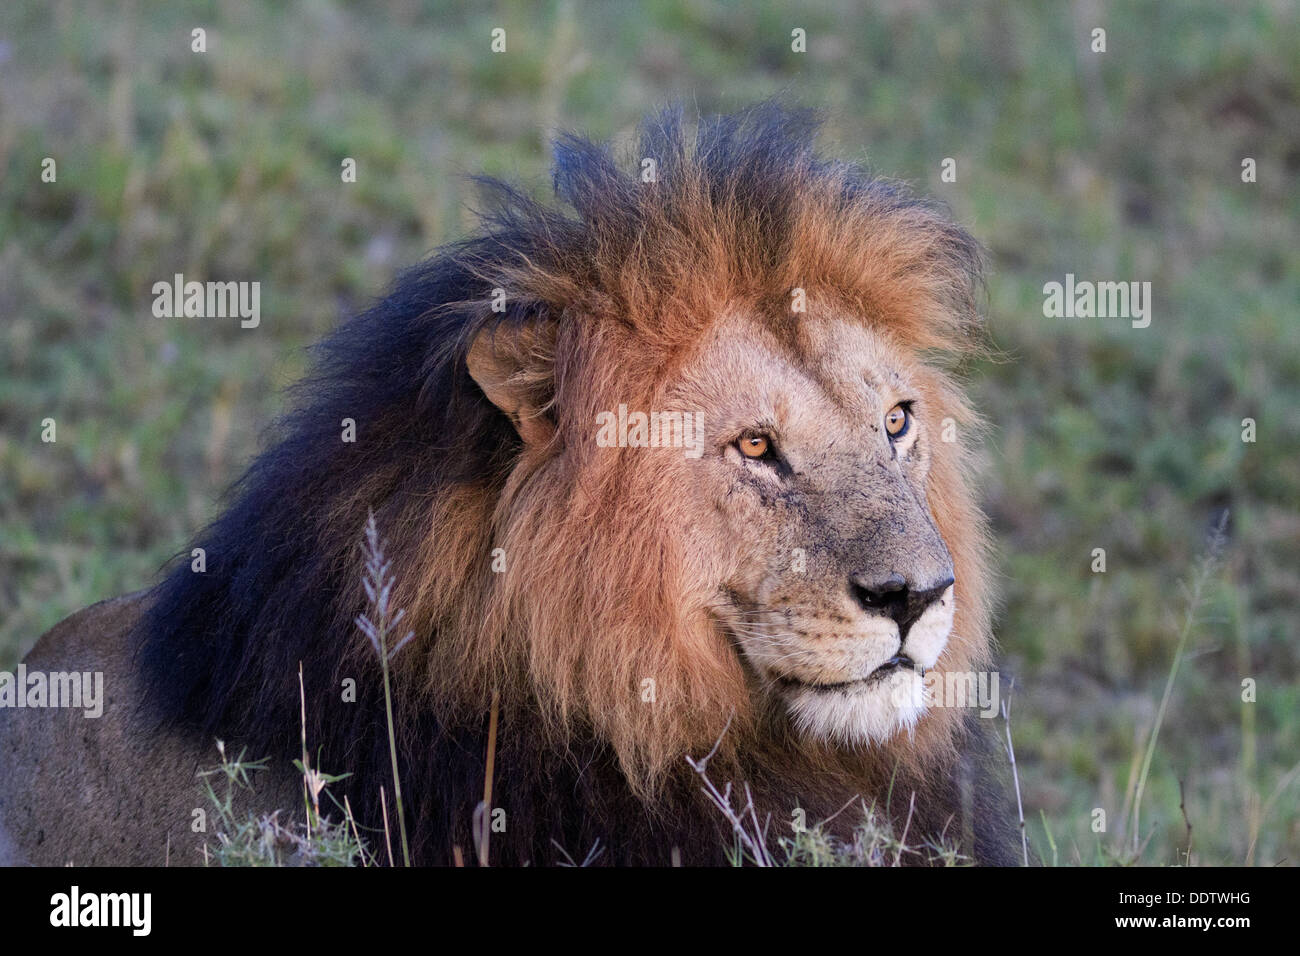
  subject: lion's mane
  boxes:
[135,103,1015,865]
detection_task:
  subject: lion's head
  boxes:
[447,105,992,788]
[135,103,995,860]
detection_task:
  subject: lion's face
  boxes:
[654,311,958,746]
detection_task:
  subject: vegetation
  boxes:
[2,0,1296,865]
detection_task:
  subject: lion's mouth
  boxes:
[776,654,917,693]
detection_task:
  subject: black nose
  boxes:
[849,572,954,635]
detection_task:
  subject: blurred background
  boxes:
[0,0,1296,865]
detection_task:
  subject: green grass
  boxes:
[1,0,1297,865]
[198,741,371,868]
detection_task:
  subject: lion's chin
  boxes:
[783,668,927,746]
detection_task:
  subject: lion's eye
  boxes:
[737,434,772,459]
[884,404,911,439]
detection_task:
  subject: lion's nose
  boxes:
[849,572,954,636]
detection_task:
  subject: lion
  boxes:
[0,104,1021,866]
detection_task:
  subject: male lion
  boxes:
[0,105,1021,866]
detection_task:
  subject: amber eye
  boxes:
[738,435,771,459]
[884,404,911,439]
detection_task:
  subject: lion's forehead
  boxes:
[664,312,921,430]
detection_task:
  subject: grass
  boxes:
[354,513,414,867]
[199,740,369,868]
[688,721,970,867]
[2,0,1297,865]
[1125,511,1228,857]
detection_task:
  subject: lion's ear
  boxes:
[465,320,558,446]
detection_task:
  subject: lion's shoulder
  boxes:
[23,589,150,672]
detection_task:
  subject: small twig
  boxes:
[744,783,772,857]
[477,688,501,867]
[894,791,916,867]
[819,793,866,830]
[1178,778,1193,866]
[1245,757,1300,866]
[1039,809,1059,868]
[297,663,313,840]
[344,795,367,867]
[693,713,733,768]
[686,715,775,866]
[379,785,395,868]
[550,838,603,867]
[1134,821,1160,860]
[551,839,578,867]
[1000,679,1030,866]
